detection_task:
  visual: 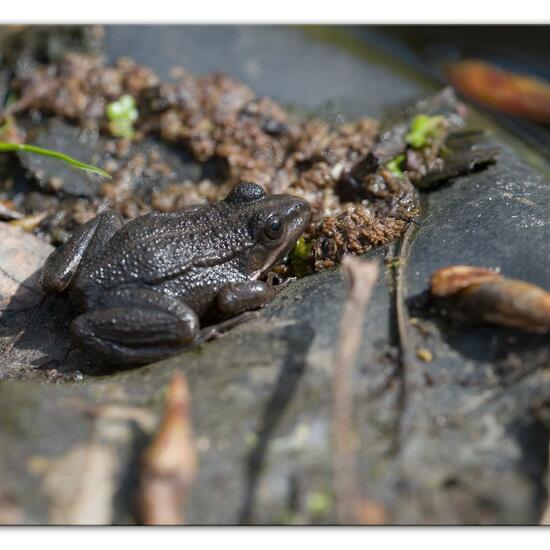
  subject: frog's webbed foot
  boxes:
[40,210,123,294]
[71,287,200,367]
[265,271,293,293]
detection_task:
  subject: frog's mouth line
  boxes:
[253,222,310,280]
[250,247,285,280]
[250,241,293,280]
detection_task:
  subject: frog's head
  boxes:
[224,182,311,279]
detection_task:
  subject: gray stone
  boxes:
[1,26,550,525]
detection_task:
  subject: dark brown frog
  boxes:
[40,183,310,366]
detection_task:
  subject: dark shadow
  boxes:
[509,417,550,519]
[0,267,119,379]
[239,321,315,524]
[111,419,152,525]
[406,290,550,386]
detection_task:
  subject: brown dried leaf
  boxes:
[357,498,388,525]
[446,60,550,124]
[137,373,197,525]
[462,279,550,332]
[430,265,500,297]
[7,211,49,232]
[430,265,550,332]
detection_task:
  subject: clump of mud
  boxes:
[1,48,496,272]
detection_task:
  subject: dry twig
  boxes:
[7,211,49,232]
[332,256,379,524]
[137,373,197,525]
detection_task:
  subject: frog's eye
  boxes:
[264,216,284,240]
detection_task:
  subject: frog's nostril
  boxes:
[294,198,309,212]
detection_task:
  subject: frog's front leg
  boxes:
[40,210,123,294]
[71,287,199,366]
[216,280,278,317]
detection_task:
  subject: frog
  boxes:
[39,182,311,366]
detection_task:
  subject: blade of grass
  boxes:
[0,142,111,179]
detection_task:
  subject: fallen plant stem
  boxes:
[332,256,379,524]
[0,200,23,221]
[7,211,49,232]
[0,142,111,179]
[137,373,197,525]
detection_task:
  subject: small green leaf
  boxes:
[289,236,312,277]
[405,114,446,149]
[108,119,135,139]
[386,153,406,176]
[290,236,311,261]
[119,94,135,112]
[106,101,125,119]
[0,141,111,179]
[106,94,139,138]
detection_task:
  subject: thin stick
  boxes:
[332,256,379,524]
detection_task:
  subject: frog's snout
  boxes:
[281,197,311,251]
[290,197,311,233]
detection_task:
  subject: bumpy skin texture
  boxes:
[39,183,310,366]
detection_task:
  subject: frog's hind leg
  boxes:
[40,210,123,294]
[70,287,200,367]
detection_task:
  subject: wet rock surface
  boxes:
[1,26,550,525]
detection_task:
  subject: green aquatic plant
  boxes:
[0,142,111,179]
[106,94,139,139]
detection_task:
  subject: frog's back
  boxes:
[73,203,252,304]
